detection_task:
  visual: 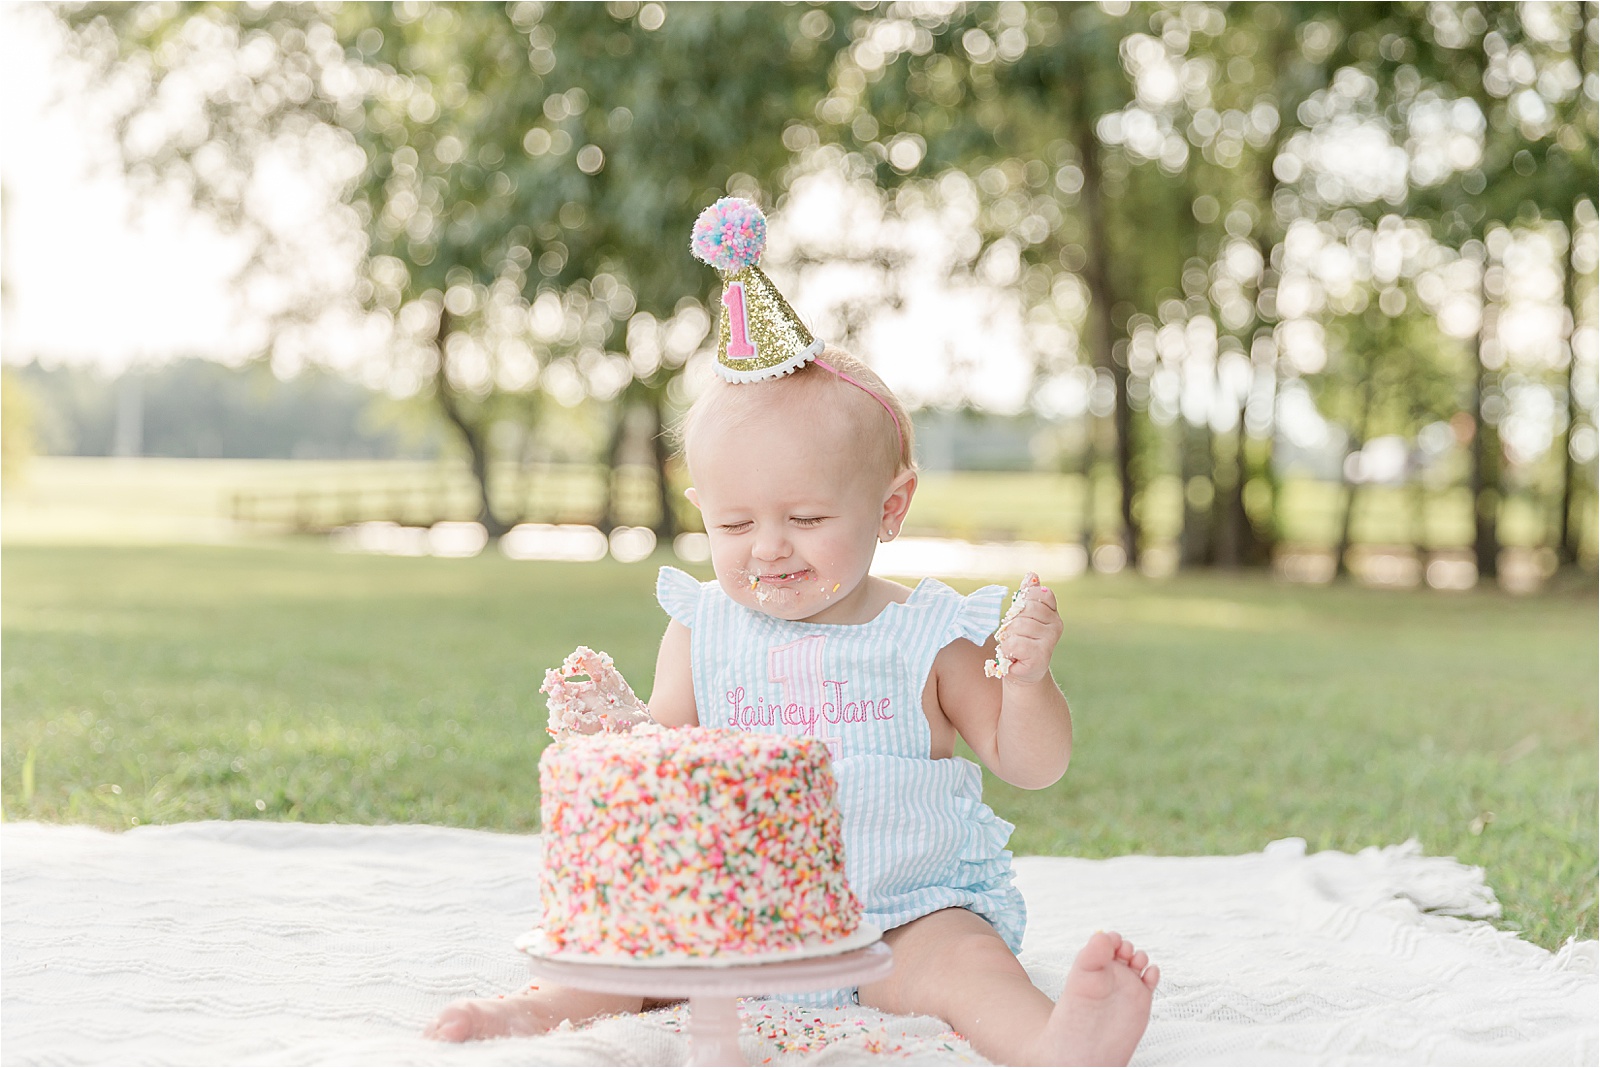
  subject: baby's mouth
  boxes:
[751,568,813,588]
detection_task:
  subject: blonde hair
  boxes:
[674,346,915,481]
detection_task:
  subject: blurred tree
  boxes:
[1313,286,1461,576]
[834,2,1393,571]
[1,369,38,481]
[52,0,1597,572]
[832,2,1150,562]
[834,0,1597,581]
[1550,12,1597,568]
[1367,1,1598,577]
[57,1,852,537]
[1557,198,1598,567]
[1171,1,1379,568]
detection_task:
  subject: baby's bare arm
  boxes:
[934,586,1072,789]
[647,621,699,727]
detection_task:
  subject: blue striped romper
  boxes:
[656,566,1028,1005]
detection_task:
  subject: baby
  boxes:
[427,200,1158,1065]
[428,349,1158,1064]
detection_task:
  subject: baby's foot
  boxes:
[423,993,553,1042]
[1032,931,1159,1067]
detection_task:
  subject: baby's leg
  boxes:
[858,908,1158,1067]
[424,985,680,1042]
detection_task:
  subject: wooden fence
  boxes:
[228,463,676,533]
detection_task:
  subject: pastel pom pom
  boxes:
[691,197,767,272]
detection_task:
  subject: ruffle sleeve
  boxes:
[953,584,1005,645]
[656,566,704,629]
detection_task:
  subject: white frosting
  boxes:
[985,572,1041,679]
[540,646,657,738]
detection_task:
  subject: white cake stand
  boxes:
[518,933,894,1067]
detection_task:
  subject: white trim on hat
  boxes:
[714,338,826,383]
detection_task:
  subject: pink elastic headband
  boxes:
[813,357,905,459]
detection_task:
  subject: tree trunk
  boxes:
[1470,266,1501,581]
[1212,428,1241,568]
[1557,19,1592,569]
[1245,330,1283,568]
[599,400,631,535]
[1238,426,1274,566]
[1242,17,1298,571]
[1179,420,1214,568]
[1111,360,1137,565]
[650,389,678,542]
[509,414,538,526]
[1335,375,1376,579]
[1216,413,1268,568]
[1410,470,1431,565]
[434,308,511,540]
[1079,417,1098,559]
[1557,204,1582,567]
[1334,476,1360,579]
[1076,115,1138,567]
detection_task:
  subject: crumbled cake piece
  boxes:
[985,572,1042,679]
[540,646,657,738]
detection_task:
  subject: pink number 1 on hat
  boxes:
[722,281,756,359]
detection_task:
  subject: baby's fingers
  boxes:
[1027,583,1059,615]
[1014,597,1063,633]
[998,637,1052,683]
[1001,619,1060,655]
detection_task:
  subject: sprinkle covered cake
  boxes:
[537,726,863,959]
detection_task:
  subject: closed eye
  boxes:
[718,521,752,534]
[791,516,828,527]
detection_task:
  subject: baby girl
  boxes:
[427,199,1158,1065]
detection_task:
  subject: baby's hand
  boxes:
[542,646,657,738]
[984,575,1062,686]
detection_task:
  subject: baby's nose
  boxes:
[751,528,791,562]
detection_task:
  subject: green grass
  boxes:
[2,542,1593,950]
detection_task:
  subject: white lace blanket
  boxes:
[3,821,1594,1066]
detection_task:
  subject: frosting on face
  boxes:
[538,727,862,957]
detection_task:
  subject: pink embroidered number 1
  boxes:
[722,281,757,359]
[769,635,836,757]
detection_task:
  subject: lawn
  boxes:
[2,541,1593,950]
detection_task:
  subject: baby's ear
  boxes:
[685,487,701,509]
[884,469,917,520]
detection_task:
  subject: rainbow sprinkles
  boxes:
[538,726,863,958]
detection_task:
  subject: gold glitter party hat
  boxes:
[690,198,824,383]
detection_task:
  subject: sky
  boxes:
[1,6,265,373]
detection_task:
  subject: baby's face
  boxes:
[687,405,892,624]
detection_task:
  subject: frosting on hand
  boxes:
[984,572,1042,679]
[541,646,657,738]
